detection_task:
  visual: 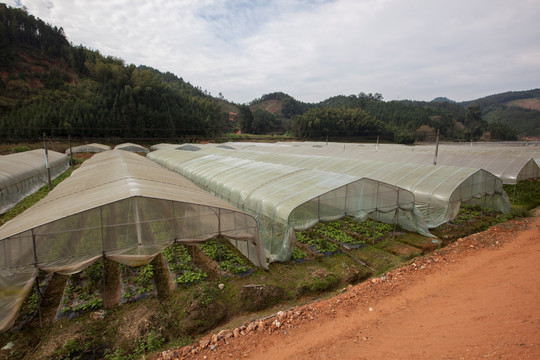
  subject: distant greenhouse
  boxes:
[65,143,111,154]
[0,149,69,214]
[229,142,540,185]
[147,149,433,263]
[0,150,265,332]
[114,143,149,154]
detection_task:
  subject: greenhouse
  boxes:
[177,146,511,228]
[64,143,111,154]
[228,142,540,184]
[0,149,69,215]
[0,150,265,332]
[147,149,433,261]
[114,142,149,154]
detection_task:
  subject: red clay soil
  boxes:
[156,211,540,360]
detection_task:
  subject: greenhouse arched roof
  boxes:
[0,149,69,214]
[0,150,264,332]
[147,149,433,261]
[65,143,111,154]
[228,142,540,185]
[114,142,149,154]
[185,146,511,228]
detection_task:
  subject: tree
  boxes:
[237,105,253,133]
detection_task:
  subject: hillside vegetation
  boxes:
[1,4,539,143]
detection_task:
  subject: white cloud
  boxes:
[7,0,540,103]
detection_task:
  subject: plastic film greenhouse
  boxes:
[174,146,511,228]
[0,150,265,332]
[114,142,150,154]
[229,141,540,185]
[0,149,69,214]
[147,149,433,262]
[64,143,111,154]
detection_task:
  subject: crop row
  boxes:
[295,216,395,255]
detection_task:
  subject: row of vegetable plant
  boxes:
[56,261,104,320]
[199,238,253,275]
[119,263,157,303]
[162,243,207,286]
[295,217,395,256]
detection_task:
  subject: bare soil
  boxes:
[507,98,540,111]
[157,210,540,360]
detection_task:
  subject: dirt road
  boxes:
[157,211,540,360]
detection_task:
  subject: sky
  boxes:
[6,0,540,104]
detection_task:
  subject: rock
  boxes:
[276,310,286,320]
[246,321,257,332]
[218,329,231,340]
[233,328,241,338]
[369,307,374,312]
[199,339,210,349]
[218,283,225,290]
[273,320,281,328]
[211,333,218,343]
[161,351,171,360]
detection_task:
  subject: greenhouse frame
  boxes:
[170,146,511,228]
[0,150,265,332]
[0,149,69,214]
[147,149,433,261]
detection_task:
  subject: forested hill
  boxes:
[0,4,229,140]
[1,4,538,143]
[247,89,540,142]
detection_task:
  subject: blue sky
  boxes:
[6,0,540,104]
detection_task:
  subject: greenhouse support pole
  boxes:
[31,230,43,327]
[376,135,379,152]
[433,129,440,165]
[100,207,107,309]
[134,198,143,246]
[43,133,52,190]
[68,135,74,168]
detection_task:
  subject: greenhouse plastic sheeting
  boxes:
[147,149,432,261]
[0,150,264,332]
[64,143,111,154]
[228,142,540,185]
[0,149,69,214]
[114,142,149,154]
[186,146,511,228]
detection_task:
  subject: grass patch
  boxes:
[504,179,540,210]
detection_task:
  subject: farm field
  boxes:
[0,147,539,360]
